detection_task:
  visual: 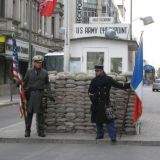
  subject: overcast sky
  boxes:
[124,0,159,69]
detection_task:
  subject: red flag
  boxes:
[36,0,57,16]
[133,95,142,124]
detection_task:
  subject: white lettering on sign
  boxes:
[73,24,130,39]
[76,0,83,23]
[89,17,114,24]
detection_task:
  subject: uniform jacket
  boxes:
[23,68,50,113]
[88,74,130,123]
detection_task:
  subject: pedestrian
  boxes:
[23,55,54,137]
[88,65,130,142]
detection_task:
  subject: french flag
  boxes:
[131,38,143,124]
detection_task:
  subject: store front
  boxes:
[0,36,51,84]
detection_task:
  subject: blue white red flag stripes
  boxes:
[131,38,143,124]
[12,38,27,118]
[12,38,22,83]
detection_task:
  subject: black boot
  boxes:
[38,132,46,137]
[25,130,30,137]
[25,112,33,138]
[111,138,117,143]
[36,113,46,137]
[96,135,104,139]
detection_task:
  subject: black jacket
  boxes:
[88,74,130,123]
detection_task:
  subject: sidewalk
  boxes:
[0,111,160,146]
[0,95,19,107]
[0,118,159,146]
[0,86,160,146]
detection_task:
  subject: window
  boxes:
[82,0,97,23]
[0,0,5,17]
[26,0,29,28]
[70,58,81,73]
[155,79,160,83]
[52,17,55,38]
[44,17,47,36]
[102,6,106,13]
[111,58,122,74]
[13,0,20,21]
[13,0,16,19]
[44,55,64,72]
[87,52,104,71]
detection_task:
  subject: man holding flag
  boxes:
[23,55,54,137]
[131,35,143,125]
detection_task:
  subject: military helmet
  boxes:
[32,55,44,62]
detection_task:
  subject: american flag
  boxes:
[12,38,27,118]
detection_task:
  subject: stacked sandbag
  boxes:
[45,72,136,135]
[45,72,96,133]
[120,72,136,135]
[124,90,136,135]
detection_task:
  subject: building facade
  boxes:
[0,0,64,85]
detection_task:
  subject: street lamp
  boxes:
[130,16,154,40]
[130,0,154,40]
[140,16,154,25]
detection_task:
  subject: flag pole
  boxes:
[139,31,144,45]
[130,0,132,40]
[28,0,33,69]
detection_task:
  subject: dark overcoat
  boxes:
[23,68,50,113]
[88,74,130,123]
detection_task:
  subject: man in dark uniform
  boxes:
[88,65,130,142]
[23,55,54,137]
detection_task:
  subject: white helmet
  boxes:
[32,55,44,62]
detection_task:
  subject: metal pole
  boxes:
[64,0,70,72]
[28,0,33,69]
[130,0,132,40]
[10,82,13,102]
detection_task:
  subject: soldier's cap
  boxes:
[32,55,44,62]
[95,65,104,70]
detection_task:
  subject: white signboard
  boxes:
[89,17,114,24]
[6,39,29,60]
[73,23,130,39]
[76,0,83,23]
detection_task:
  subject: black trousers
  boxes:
[25,112,45,134]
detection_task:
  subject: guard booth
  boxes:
[44,52,64,72]
[143,65,155,85]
